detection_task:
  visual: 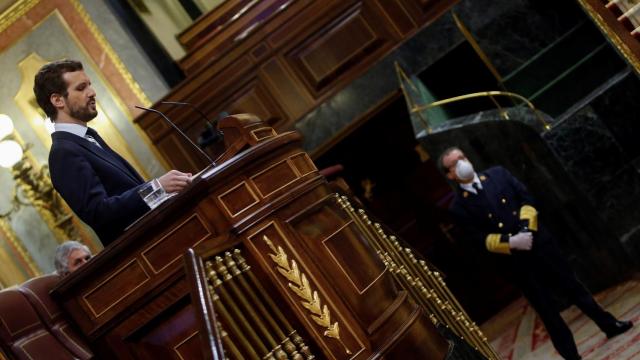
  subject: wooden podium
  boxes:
[52,116,449,359]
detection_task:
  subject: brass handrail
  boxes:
[410,90,551,131]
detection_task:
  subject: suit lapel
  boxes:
[52,132,142,184]
[91,131,145,183]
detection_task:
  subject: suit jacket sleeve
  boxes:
[49,145,149,234]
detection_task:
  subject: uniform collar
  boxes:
[459,173,483,194]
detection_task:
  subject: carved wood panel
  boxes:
[373,0,418,37]
[71,208,215,334]
[397,0,456,24]
[287,197,397,329]
[223,78,289,127]
[283,2,396,96]
[246,221,368,359]
[260,58,314,121]
[157,133,206,173]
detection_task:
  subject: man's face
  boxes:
[442,149,470,183]
[67,248,91,273]
[61,70,97,122]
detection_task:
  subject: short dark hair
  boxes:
[437,146,462,174]
[33,60,84,121]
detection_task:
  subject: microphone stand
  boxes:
[160,101,224,147]
[135,105,215,166]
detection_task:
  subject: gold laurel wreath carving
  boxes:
[263,235,351,355]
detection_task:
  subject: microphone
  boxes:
[160,101,223,147]
[135,105,215,165]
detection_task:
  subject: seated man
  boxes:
[54,241,92,276]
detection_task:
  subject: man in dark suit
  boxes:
[34,60,192,246]
[439,147,632,360]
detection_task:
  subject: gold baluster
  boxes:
[232,250,315,360]
[402,244,481,351]
[364,215,463,335]
[338,193,499,360]
[206,261,270,357]
[428,262,498,359]
[336,195,447,324]
[206,276,261,360]
[220,254,288,359]
[229,251,305,360]
[334,195,384,254]
[218,323,243,360]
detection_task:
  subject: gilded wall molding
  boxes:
[0,0,151,107]
[0,218,40,280]
[69,0,152,107]
[577,0,640,75]
[0,0,39,34]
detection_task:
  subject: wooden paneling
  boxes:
[135,0,458,173]
[284,2,396,95]
[157,134,205,171]
[246,221,368,359]
[218,181,260,218]
[82,259,150,319]
[260,58,313,120]
[374,0,418,37]
[287,197,397,330]
[322,225,386,293]
[250,159,299,198]
[289,153,316,176]
[178,0,300,74]
[178,0,258,51]
[141,214,212,274]
[223,78,289,127]
[398,0,458,25]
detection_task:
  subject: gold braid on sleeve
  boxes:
[519,205,538,231]
[485,234,511,255]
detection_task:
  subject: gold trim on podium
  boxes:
[335,194,500,360]
[264,235,352,355]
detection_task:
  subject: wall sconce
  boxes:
[0,140,23,168]
[0,114,79,241]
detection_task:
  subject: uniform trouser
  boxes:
[514,242,617,360]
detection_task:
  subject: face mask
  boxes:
[455,159,475,181]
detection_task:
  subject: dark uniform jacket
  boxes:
[49,129,150,246]
[449,166,549,274]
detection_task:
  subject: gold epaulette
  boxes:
[519,205,538,231]
[485,234,511,255]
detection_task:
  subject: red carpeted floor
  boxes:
[482,279,640,359]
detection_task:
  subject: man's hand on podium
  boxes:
[158,170,193,193]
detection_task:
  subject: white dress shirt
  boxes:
[53,122,88,137]
[54,123,101,148]
[459,173,483,194]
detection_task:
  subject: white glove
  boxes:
[509,232,533,251]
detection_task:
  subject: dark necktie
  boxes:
[473,182,482,193]
[85,127,144,183]
[84,127,102,149]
